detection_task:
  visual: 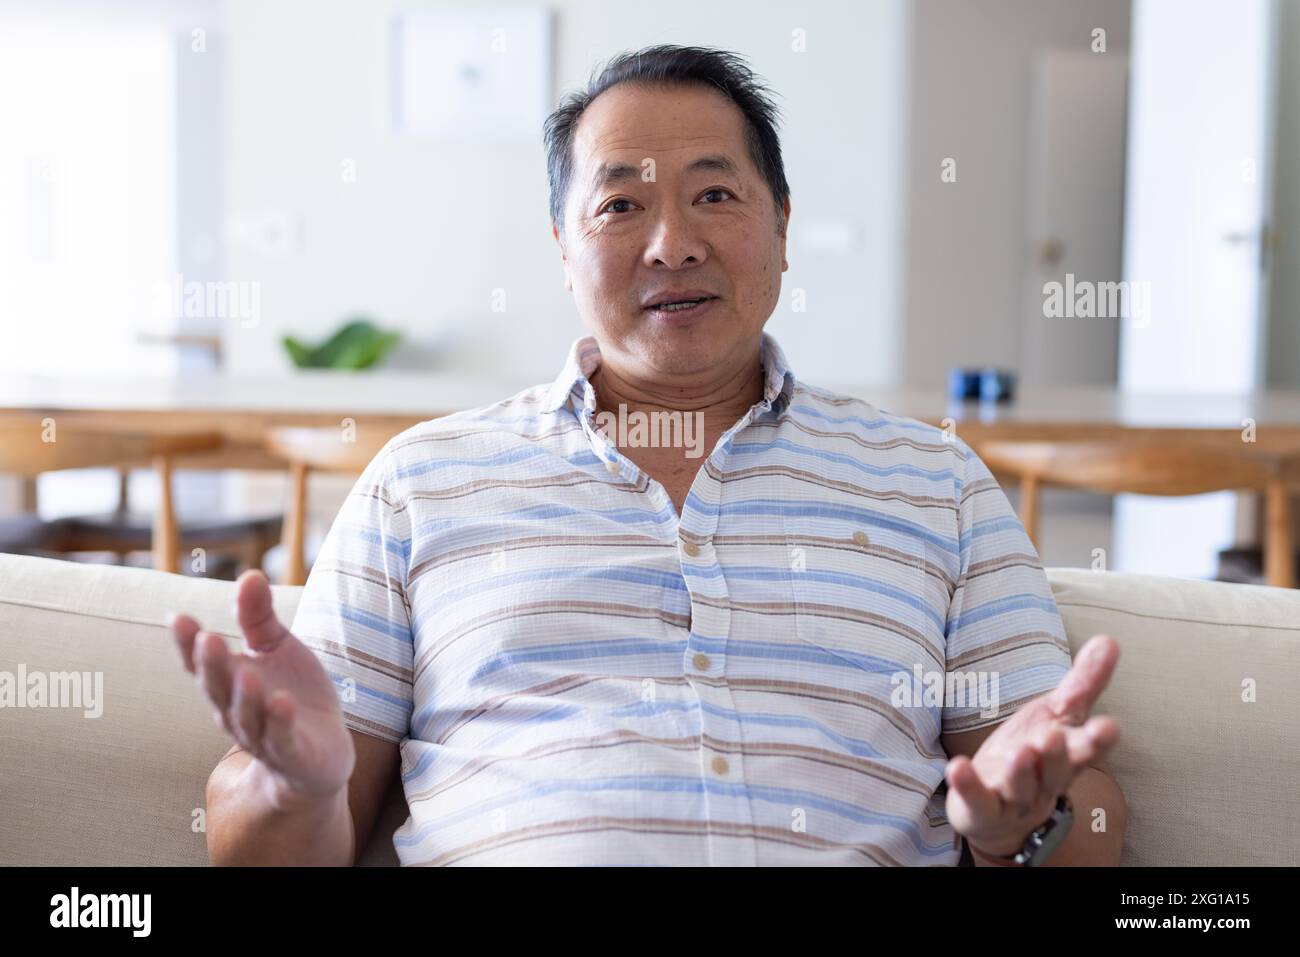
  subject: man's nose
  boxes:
[642,208,709,268]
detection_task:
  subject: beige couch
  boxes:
[1,551,1296,866]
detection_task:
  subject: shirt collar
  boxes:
[541,332,797,418]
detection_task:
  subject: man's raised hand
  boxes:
[169,570,355,803]
[944,634,1121,858]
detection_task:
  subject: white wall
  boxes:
[901,0,1132,386]
[221,0,911,389]
[1266,0,1300,388]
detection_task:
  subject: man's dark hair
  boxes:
[543,44,791,241]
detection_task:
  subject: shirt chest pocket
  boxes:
[781,514,947,678]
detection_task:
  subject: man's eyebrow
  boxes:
[685,154,740,177]
[590,154,740,189]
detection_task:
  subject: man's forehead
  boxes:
[574,85,750,188]
[587,153,742,191]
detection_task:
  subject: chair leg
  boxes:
[282,461,308,586]
[237,534,265,576]
[114,470,132,567]
[256,523,280,574]
[21,477,38,513]
[1264,480,1295,588]
[152,454,179,574]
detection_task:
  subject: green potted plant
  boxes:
[282,317,402,370]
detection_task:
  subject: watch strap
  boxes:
[968,794,1074,867]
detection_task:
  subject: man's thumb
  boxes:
[235,569,289,652]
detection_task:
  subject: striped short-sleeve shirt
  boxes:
[292,332,1073,866]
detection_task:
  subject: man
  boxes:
[171,45,1125,866]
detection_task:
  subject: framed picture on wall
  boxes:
[389,7,554,142]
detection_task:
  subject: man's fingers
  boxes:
[231,667,268,756]
[170,613,201,674]
[196,631,235,712]
[1037,725,1073,799]
[262,689,300,768]
[235,569,289,653]
[945,754,1001,822]
[1063,714,1120,769]
[1047,634,1120,724]
[1000,744,1040,810]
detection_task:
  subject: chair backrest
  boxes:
[265,425,397,585]
[0,423,222,477]
[264,426,393,473]
[974,439,1287,496]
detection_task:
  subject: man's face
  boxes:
[554,82,790,381]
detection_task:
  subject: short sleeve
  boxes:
[290,443,414,744]
[941,438,1073,735]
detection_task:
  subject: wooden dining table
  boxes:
[6,372,1300,465]
[6,371,1300,551]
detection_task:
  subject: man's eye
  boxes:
[600,190,731,215]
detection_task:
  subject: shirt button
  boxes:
[692,652,711,671]
[681,540,701,558]
[605,459,620,474]
[853,530,870,547]
[711,755,730,776]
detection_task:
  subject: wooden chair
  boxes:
[974,438,1298,588]
[0,423,222,572]
[265,426,394,585]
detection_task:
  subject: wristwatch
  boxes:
[973,794,1074,866]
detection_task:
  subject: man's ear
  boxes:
[780,196,792,270]
[552,221,572,292]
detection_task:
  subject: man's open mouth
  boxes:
[644,296,717,313]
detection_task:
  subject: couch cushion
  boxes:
[1047,567,1300,866]
[3,552,1296,866]
[0,553,405,866]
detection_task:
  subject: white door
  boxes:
[1020,50,1129,387]
[1115,0,1281,578]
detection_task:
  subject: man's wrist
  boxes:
[967,838,1024,866]
[967,794,1075,867]
[241,758,347,819]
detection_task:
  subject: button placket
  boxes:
[680,533,723,675]
[678,422,757,866]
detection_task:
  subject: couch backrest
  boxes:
[1047,567,1300,866]
[0,552,403,866]
[1,553,1296,865]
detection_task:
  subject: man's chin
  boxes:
[636,335,732,377]
[637,319,747,363]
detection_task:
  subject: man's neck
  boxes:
[589,348,766,431]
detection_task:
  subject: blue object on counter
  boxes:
[948,366,1016,402]
[979,368,1015,402]
[947,367,983,400]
